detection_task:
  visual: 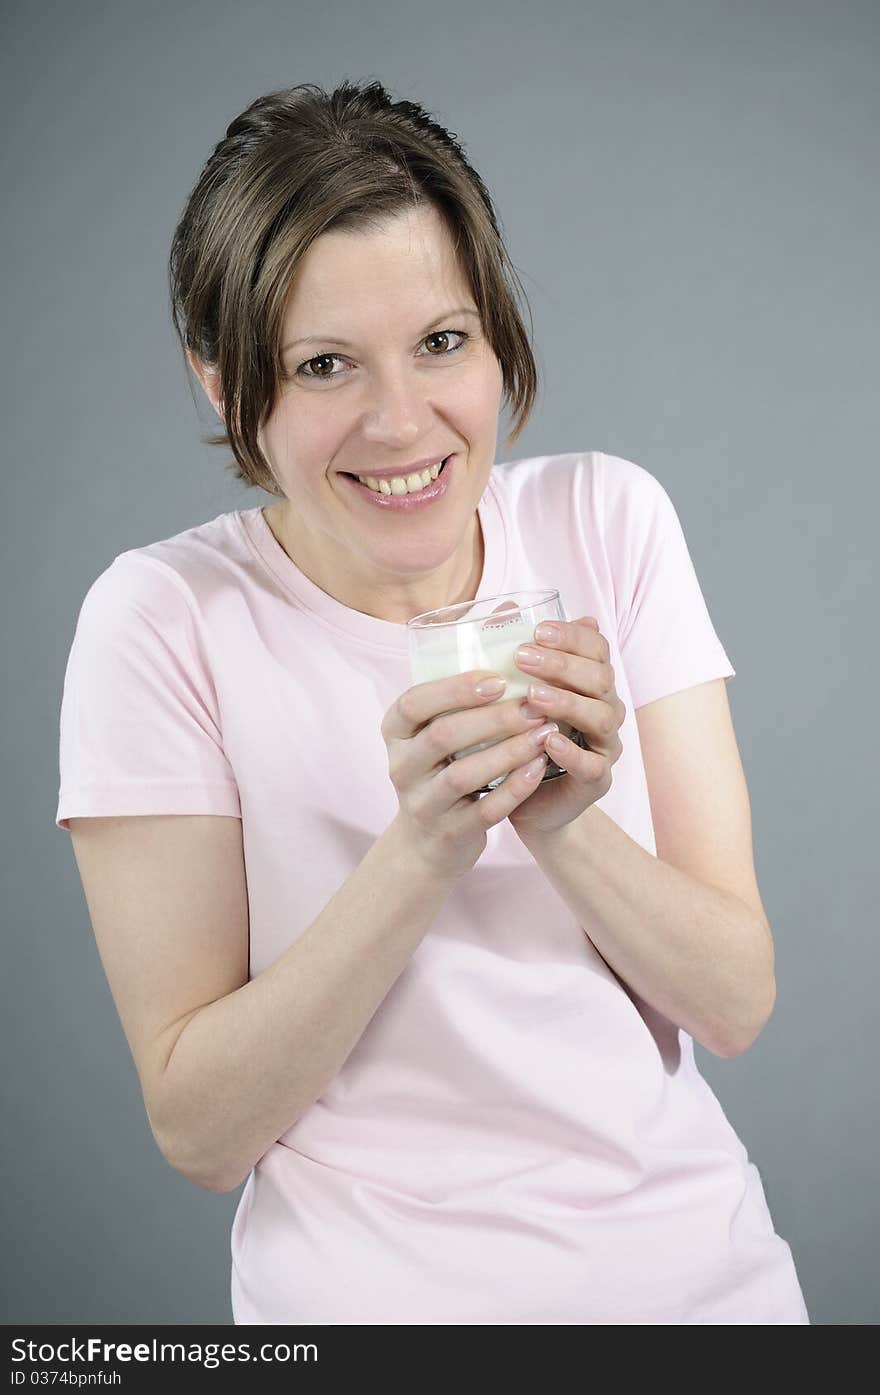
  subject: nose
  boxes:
[360,365,428,448]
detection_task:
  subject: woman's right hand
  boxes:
[381,672,560,881]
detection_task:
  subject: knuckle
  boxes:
[397,690,418,726]
[476,798,494,828]
[444,757,471,797]
[425,717,452,755]
[589,750,608,783]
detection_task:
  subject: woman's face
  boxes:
[199,202,505,623]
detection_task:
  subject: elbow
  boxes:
[718,975,778,1059]
[197,1173,245,1195]
[148,1107,244,1194]
[164,1149,246,1194]
[162,1133,247,1192]
[204,1169,249,1194]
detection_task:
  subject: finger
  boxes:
[543,727,610,784]
[383,669,510,744]
[520,683,620,756]
[516,636,613,703]
[390,700,547,809]
[435,714,559,799]
[533,617,605,651]
[417,696,548,774]
[469,751,551,825]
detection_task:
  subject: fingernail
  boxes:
[528,683,554,704]
[528,721,560,747]
[475,676,506,697]
[522,753,548,780]
[515,645,544,666]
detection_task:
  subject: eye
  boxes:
[295,352,343,381]
[294,329,470,382]
[421,329,468,356]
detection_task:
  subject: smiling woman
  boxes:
[56,77,810,1328]
[172,85,535,620]
[188,199,506,621]
[169,82,537,499]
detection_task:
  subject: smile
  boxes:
[341,456,455,511]
[356,459,446,494]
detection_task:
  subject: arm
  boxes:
[515,680,776,1058]
[518,804,774,1057]
[70,811,458,1194]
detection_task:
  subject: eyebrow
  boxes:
[281,306,481,355]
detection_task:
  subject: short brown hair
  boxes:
[168,78,539,496]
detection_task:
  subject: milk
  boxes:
[409,613,575,787]
[409,614,537,698]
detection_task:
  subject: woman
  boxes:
[56,79,809,1324]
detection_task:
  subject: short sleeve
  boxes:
[601,454,735,710]
[55,552,241,830]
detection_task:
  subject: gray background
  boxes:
[3,0,877,1325]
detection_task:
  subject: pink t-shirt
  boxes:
[55,450,809,1324]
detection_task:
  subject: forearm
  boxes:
[519,806,776,1057]
[154,816,458,1192]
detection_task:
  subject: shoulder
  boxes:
[494,448,600,483]
[597,451,669,510]
[594,453,685,552]
[492,450,670,543]
[494,449,663,500]
[490,449,601,512]
[76,511,242,630]
[75,552,194,644]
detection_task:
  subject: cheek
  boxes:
[263,399,335,463]
[448,355,503,427]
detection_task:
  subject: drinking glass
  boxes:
[406,588,588,794]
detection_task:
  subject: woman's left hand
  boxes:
[506,616,626,839]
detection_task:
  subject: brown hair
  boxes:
[168,78,539,496]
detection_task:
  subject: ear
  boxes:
[186,349,224,421]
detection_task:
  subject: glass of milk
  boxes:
[406,589,586,793]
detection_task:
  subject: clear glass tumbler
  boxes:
[406,588,588,794]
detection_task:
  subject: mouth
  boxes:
[339,455,455,510]
[340,456,450,486]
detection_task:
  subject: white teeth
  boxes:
[356,460,444,494]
